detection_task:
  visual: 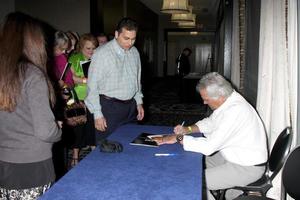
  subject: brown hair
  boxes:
[66,31,79,54]
[116,17,138,33]
[0,12,55,111]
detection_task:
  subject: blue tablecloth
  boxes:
[40,124,202,200]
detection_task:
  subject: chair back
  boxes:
[268,127,293,180]
[282,146,300,199]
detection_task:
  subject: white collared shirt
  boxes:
[183,91,268,166]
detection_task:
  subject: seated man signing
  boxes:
[153,72,268,200]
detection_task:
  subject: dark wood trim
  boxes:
[90,0,104,34]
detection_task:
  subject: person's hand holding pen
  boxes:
[174,121,186,135]
[153,121,187,145]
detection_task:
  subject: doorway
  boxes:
[166,31,214,76]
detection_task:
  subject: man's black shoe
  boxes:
[99,140,123,153]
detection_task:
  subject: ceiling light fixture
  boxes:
[171,6,195,22]
[160,0,189,14]
[190,31,198,35]
[178,20,196,28]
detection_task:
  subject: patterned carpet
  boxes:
[143,76,209,126]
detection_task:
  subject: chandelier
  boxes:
[160,0,189,14]
[171,6,195,22]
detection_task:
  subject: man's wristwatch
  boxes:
[176,134,184,142]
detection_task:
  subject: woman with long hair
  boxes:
[0,12,61,199]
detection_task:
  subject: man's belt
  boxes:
[100,94,133,104]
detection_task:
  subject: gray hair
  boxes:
[196,72,233,99]
[54,31,69,49]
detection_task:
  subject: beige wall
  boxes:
[0,0,15,24]
[167,33,214,76]
[1,0,90,34]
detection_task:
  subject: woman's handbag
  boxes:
[64,88,87,126]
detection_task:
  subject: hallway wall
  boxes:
[167,33,214,76]
[15,0,90,34]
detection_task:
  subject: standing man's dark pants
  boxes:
[95,95,137,147]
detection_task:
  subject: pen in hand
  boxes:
[181,121,185,126]
[174,121,186,135]
[180,121,185,134]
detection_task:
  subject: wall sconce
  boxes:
[160,0,189,14]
